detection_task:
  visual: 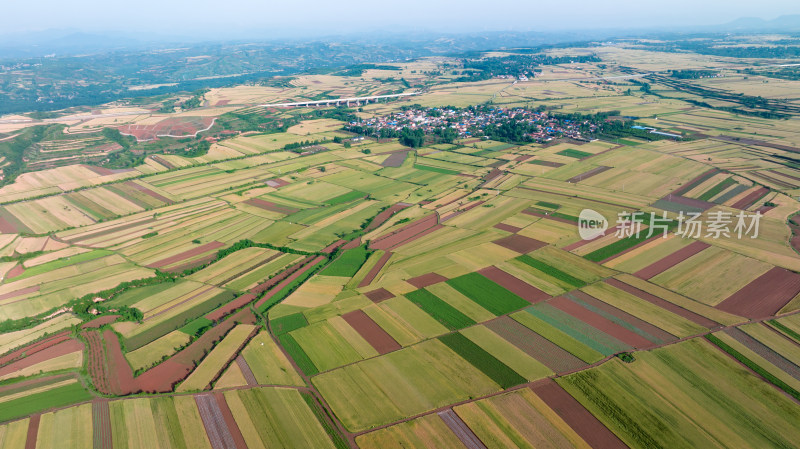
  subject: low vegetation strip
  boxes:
[731,186,770,209]
[705,334,800,401]
[446,273,530,315]
[439,333,526,389]
[146,241,226,269]
[321,244,370,277]
[516,254,585,287]
[405,289,476,330]
[278,333,319,376]
[270,312,308,335]
[485,316,586,373]
[715,267,800,318]
[634,241,710,280]
[605,278,720,328]
[671,168,719,196]
[357,251,393,288]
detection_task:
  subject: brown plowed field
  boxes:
[605,278,719,328]
[370,214,438,250]
[634,241,710,280]
[0,339,83,378]
[492,223,521,233]
[364,288,394,303]
[206,294,256,322]
[568,291,677,343]
[250,256,314,295]
[491,235,547,253]
[235,356,258,386]
[0,331,70,366]
[382,151,409,167]
[121,181,173,204]
[407,272,448,289]
[549,296,652,349]
[731,186,769,209]
[6,265,24,279]
[485,317,585,373]
[357,252,393,288]
[195,394,242,449]
[102,330,136,395]
[244,198,299,215]
[24,414,40,449]
[566,166,612,183]
[0,285,39,302]
[477,266,549,303]
[716,266,800,319]
[530,380,627,449]
[147,241,226,269]
[342,309,401,354]
[81,315,120,329]
[365,203,411,232]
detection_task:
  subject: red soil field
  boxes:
[364,288,394,303]
[84,332,111,394]
[438,409,488,449]
[341,237,362,250]
[151,155,177,170]
[530,380,627,449]
[206,294,256,322]
[381,151,409,167]
[24,414,40,449]
[5,265,24,279]
[249,256,315,295]
[0,285,39,302]
[756,205,775,214]
[407,272,449,289]
[387,224,444,251]
[370,214,439,250]
[491,234,547,253]
[243,198,299,215]
[493,223,522,233]
[357,252,393,288]
[122,181,173,204]
[321,240,347,254]
[725,328,800,381]
[605,278,720,328]
[731,186,770,209]
[195,394,246,449]
[483,168,503,183]
[148,286,217,321]
[0,339,83,378]
[93,401,113,449]
[215,100,231,106]
[118,117,216,142]
[566,166,612,183]
[549,296,653,349]
[235,356,258,386]
[634,241,710,280]
[0,332,71,367]
[136,308,257,393]
[81,315,121,329]
[716,266,800,319]
[147,241,226,269]
[83,165,116,176]
[166,253,219,273]
[0,217,18,233]
[342,310,401,354]
[365,203,411,232]
[568,291,677,343]
[485,317,586,373]
[671,168,719,196]
[102,330,136,395]
[254,257,326,309]
[514,154,532,162]
[477,266,549,303]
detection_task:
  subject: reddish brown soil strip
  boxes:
[731,186,770,210]
[206,294,256,322]
[83,165,115,176]
[531,380,627,449]
[249,256,315,295]
[756,205,776,214]
[342,309,401,354]
[493,223,522,233]
[147,286,217,321]
[122,181,173,204]
[24,414,40,449]
[568,291,677,343]
[254,258,325,309]
[151,155,177,169]
[751,172,795,190]
[725,328,800,381]
[61,217,156,243]
[388,224,444,251]
[164,253,219,273]
[478,266,549,303]
[93,401,113,449]
[438,409,488,449]
[321,240,347,254]
[492,234,548,253]
[407,272,449,289]
[81,315,120,329]
[215,100,231,106]
[364,288,394,303]
[5,265,24,279]
[0,332,71,368]
[136,308,257,392]
[550,296,652,349]
[265,178,290,188]
[566,166,612,183]
[671,168,719,196]
[342,237,362,250]
[243,198,299,215]
[716,267,800,319]
[0,217,17,234]
[382,151,409,167]
[599,235,665,265]
[0,339,83,378]
[365,203,411,232]
[528,160,564,167]
[102,330,136,395]
[147,241,226,269]
[521,209,576,225]
[768,168,800,183]
[605,278,719,328]
[485,316,586,373]
[514,154,533,162]
[195,394,242,449]
[0,209,30,234]
[0,285,39,301]
[235,356,258,386]
[370,214,439,250]
[483,168,503,183]
[634,241,710,280]
[357,252,393,288]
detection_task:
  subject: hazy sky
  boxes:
[3,0,799,37]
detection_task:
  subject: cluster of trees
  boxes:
[669,69,718,79]
[456,54,601,82]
